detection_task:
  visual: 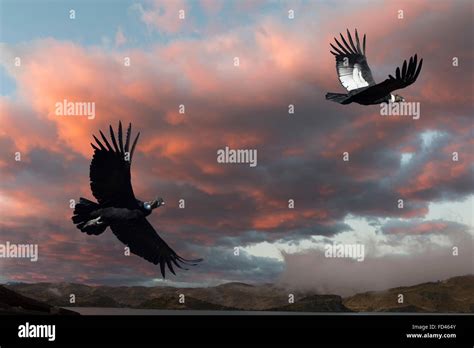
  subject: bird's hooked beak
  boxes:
[395,95,405,103]
[148,198,165,209]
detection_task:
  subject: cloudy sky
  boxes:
[0,0,472,295]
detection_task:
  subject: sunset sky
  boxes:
[0,0,472,295]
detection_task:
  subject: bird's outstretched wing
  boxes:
[368,54,423,95]
[110,218,203,278]
[90,121,140,209]
[330,29,376,92]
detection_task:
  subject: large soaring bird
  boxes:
[326,29,423,105]
[72,122,202,277]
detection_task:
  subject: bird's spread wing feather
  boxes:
[330,29,376,92]
[110,218,203,278]
[89,122,140,208]
[368,54,423,95]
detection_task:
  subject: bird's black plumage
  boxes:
[326,29,423,105]
[72,122,202,278]
[89,123,138,209]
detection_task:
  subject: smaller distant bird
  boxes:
[72,122,202,278]
[326,29,423,105]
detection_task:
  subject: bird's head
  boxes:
[144,197,165,210]
[394,94,405,103]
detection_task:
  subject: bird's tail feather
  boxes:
[326,92,350,104]
[72,197,107,235]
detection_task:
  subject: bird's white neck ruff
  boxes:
[390,94,395,103]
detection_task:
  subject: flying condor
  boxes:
[72,122,202,278]
[326,29,423,105]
